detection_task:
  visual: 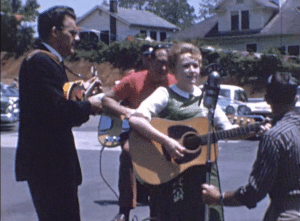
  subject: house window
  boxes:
[79,31,100,43]
[150,31,157,40]
[277,46,286,55]
[90,32,99,43]
[241,10,249,29]
[231,11,239,30]
[236,0,244,3]
[246,44,257,52]
[160,32,166,41]
[288,45,300,55]
[79,32,89,42]
[140,30,147,38]
[100,31,109,45]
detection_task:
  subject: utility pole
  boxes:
[110,0,117,43]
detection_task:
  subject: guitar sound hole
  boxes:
[164,125,200,163]
[168,125,197,140]
[182,133,200,151]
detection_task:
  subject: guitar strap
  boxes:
[26,49,61,66]
[26,49,83,79]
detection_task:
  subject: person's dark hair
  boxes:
[168,42,202,73]
[142,44,172,58]
[265,72,299,104]
[38,6,76,41]
[141,44,153,55]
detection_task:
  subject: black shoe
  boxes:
[111,213,126,221]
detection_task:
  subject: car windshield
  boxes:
[234,90,248,102]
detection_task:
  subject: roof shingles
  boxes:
[77,6,179,31]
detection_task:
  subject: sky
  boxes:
[23,0,201,17]
[21,0,201,36]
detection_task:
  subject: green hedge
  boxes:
[68,38,300,92]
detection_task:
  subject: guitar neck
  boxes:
[187,123,261,146]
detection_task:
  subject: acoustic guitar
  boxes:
[129,116,261,185]
[97,113,257,148]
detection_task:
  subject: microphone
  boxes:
[203,71,220,109]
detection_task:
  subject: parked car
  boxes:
[1,83,19,125]
[200,84,250,115]
[200,84,269,121]
[244,98,271,118]
[245,85,300,116]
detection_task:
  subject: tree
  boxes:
[1,0,40,53]
[118,0,148,10]
[117,0,197,29]
[101,0,109,7]
[198,0,221,21]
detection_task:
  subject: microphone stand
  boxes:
[204,106,215,221]
[202,71,220,221]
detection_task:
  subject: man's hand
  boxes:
[88,93,104,115]
[257,117,272,137]
[201,184,222,206]
[82,76,103,99]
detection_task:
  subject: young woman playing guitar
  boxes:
[129,42,250,221]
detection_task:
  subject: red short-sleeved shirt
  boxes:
[113,70,177,109]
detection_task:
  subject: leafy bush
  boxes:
[71,38,159,71]
[44,38,300,89]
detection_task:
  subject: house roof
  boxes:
[260,0,300,35]
[173,15,218,40]
[214,0,278,11]
[254,0,278,9]
[174,0,299,40]
[77,6,180,31]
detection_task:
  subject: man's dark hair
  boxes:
[265,72,299,104]
[142,44,172,58]
[38,6,76,41]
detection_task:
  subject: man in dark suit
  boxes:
[15,6,102,221]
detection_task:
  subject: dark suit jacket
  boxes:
[15,45,91,185]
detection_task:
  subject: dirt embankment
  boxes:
[1,52,265,97]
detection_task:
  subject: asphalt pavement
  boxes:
[1,116,269,221]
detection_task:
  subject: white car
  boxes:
[245,98,271,117]
[200,84,269,118]
[199,84,245,112]
[247,85,300,115]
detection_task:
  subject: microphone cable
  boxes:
[99,145,119,200]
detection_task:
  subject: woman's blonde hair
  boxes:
[168,42,202,73]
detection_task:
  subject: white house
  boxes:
[76,4,180,44]
[174,0,300,55]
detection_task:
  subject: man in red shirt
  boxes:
[102,45,177,221]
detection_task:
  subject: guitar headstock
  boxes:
[227,115,257,126]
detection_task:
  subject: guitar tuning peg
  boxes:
[239,118,244,125]
[246,119,251,124]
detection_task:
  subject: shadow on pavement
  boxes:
[94,200,119,206]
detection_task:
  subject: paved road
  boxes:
[1,116,269,221]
